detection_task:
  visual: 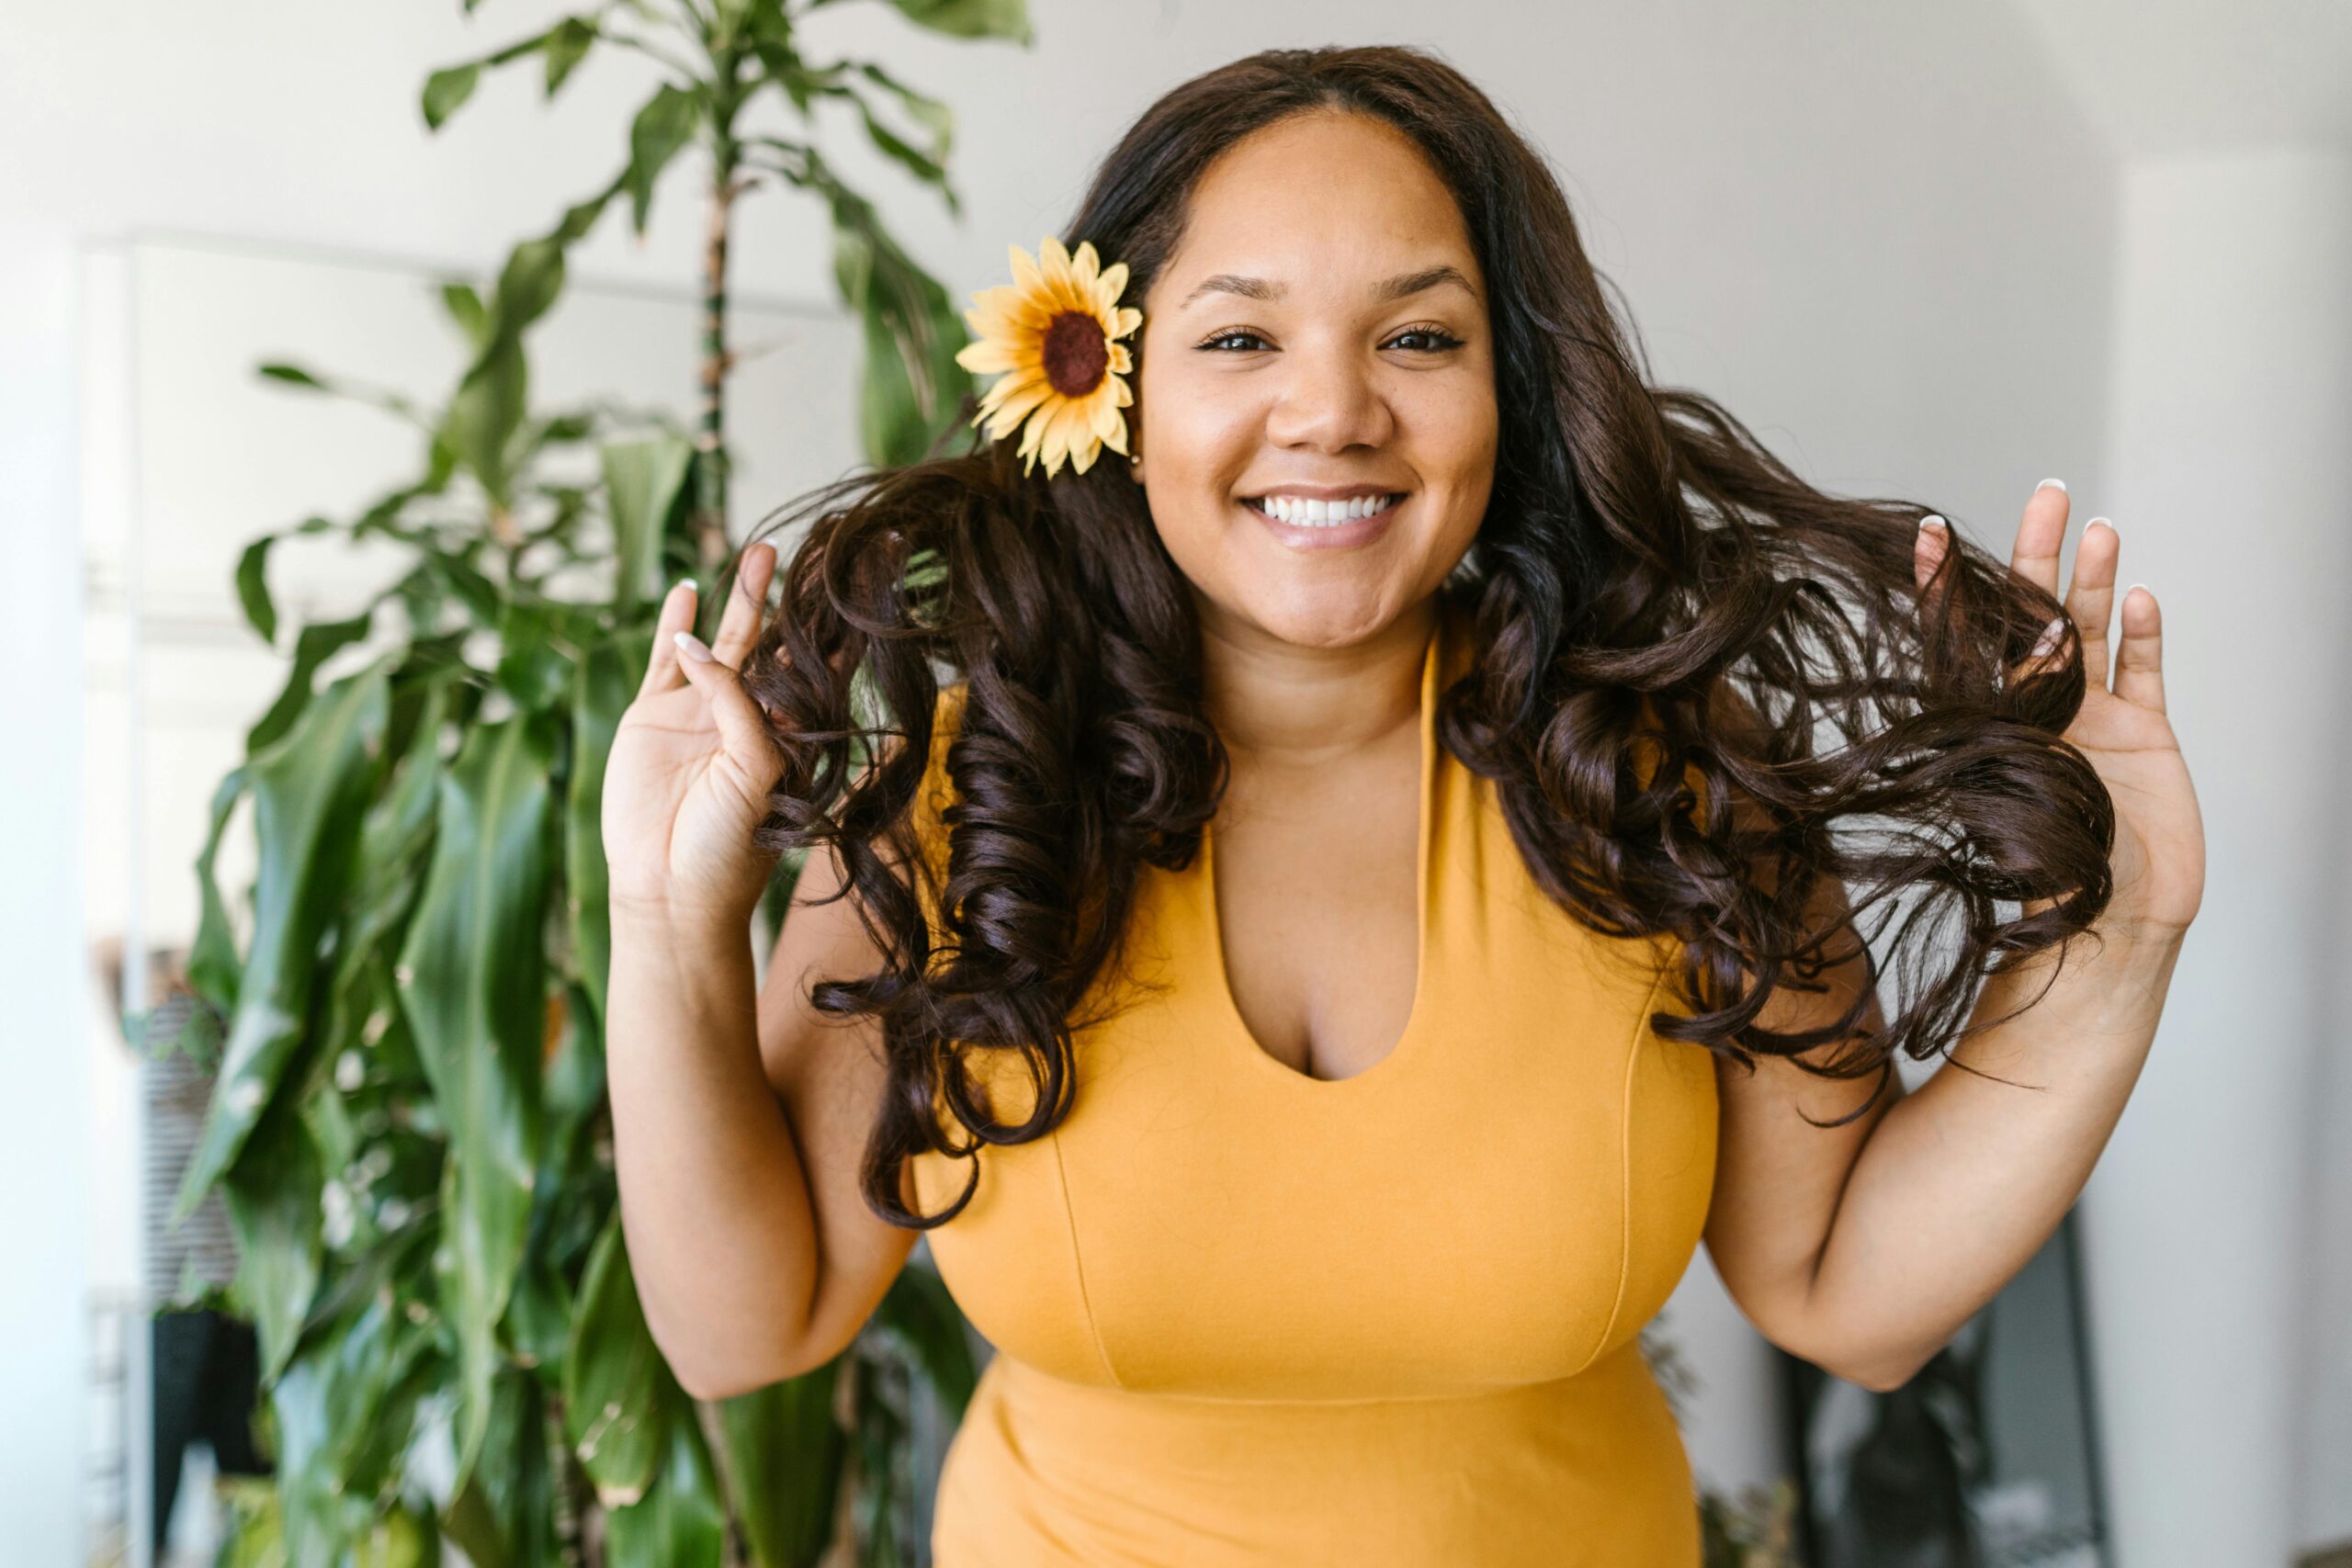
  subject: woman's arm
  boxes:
[1800,907,2179,1390]
[1708,486,2199,1389]
[1706,841,2183,1391]
[601,544,933,1402]
[606,902,824,1400]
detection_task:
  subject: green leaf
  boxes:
[424,550,503,627]
[316,1285,439,1497]
[444,338,528,502]
[854,60,955,164]
[233,534,278,645]
[187,765,252,1012]
[878,0,1033,44]
[568,631,646,1029]
[422,63,482,130]
[600,434,695,617]
[214,1479,287,1568]
[851,103,956,216]
[398,711,559,1484]
[504,1247,575,1378]
[257,362,332,391]
[264,1346,346,1562]
[220,1089,323,1382]
[605,1374,728,1568]
[245,609,377,756]
[441,1363,559,1568]
[543,16,596,95]
[716,1359,848,1568]
[540,976,607,1175]
[175,667,392,1222]
[625,84,703,234]
[563,1213,666,1504]
[440,281,492,349]
[830,200,973,467]
[492,235,569,341]
[493,599,575,713]
[353,1504,437,1568]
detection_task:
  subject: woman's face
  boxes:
[1131,110,1498,652]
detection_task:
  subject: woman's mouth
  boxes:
[1238,491,1409,548]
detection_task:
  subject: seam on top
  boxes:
[1049,1125,1125,1389]
[1575,957,1673,1378]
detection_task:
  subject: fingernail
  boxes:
[673,629,714,663]
[2124,581,2149,602]
[2030,615,2065,660]
[2087,515,2115,536]
[2036,478,2066,494]
[1919,513,1948,535]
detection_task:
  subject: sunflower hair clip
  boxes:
[955,235,1143,479]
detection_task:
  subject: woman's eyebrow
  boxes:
[1177,264,1478,309]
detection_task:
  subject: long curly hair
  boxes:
[738,43,2111,1231]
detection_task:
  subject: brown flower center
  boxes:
[1040,310,1108,398]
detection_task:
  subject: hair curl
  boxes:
[734,43,2111,1230]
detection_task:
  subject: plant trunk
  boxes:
[695,158,736,578]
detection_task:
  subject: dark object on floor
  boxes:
[152,1307,270,1551]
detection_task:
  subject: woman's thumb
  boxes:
[673,631,785,785]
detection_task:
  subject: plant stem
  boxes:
[694,42,743,579]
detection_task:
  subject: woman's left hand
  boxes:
[1915,481,2205,944]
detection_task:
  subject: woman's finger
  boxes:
[710,541,778,670]
[673,628,786,784]
[2011,479,2069,601]
[637,578,700,700]
[2066,518,2120,692]
[1915,513,1951,598]
[2110,583,2166,714]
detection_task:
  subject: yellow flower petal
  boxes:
[956,338,1023,374]
[1040,397,1084,476]
[1094,260,1128,310]
[1008,243,1045,300]
[984,377,1055,436]
[1070,240,1101,286]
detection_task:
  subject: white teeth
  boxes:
[1249,492,1401,525]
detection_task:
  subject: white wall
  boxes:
[26,1,2325,1562]
[2086,146,2352,1565]
[1,216,96,1568]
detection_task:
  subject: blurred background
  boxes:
[3,3,2347,1565]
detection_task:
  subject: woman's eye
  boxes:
[1193,327,1464,354]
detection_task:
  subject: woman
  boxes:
[599,44,2203,1565]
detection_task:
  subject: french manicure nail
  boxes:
[2036,478,2066,494]
[675,577,697,594]
[2030,615,2065,660]
[673,629,715,663]
[2086,516,2115,536]
[1919,513,1948,534]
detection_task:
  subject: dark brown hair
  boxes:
[738,43,2110,1229]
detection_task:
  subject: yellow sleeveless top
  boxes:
[904,602,1719,1565]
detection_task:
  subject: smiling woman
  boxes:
[598,39,2199,1568]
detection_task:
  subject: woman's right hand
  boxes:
[602,540,791,931]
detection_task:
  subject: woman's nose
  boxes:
[1262,344,1395,453]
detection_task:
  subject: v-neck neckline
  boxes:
[1196,610,1442,1090]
